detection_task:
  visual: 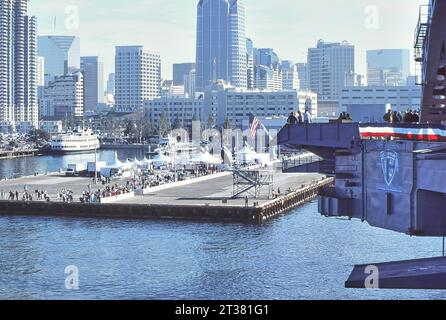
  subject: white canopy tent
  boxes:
[190,151,222,165]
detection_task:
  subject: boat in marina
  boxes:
[48,128,100,154]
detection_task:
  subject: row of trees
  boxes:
[102,112,231,141]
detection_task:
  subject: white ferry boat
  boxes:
[50,128,100,154]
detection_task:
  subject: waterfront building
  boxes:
[202,80,317,128]
[223,89,317,128]
[195,0,247,91]
[115,46,161,113]
[81,56,104,112]
[143,96,203,129]
[37,35,80,84]
[339,85,422,114]
[367,49,410,86]
[308,40,355,100]
[0,0,38,132]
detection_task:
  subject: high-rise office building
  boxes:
[296,63,309,91]
[254,48,282,91]
[0,0,38,131]
[195,0,247,91]
[281,60,300,90]
[37,56,45,87]
[184,69,196,98]
[246,38,254,89]
[106,73,115,96]
[173,63,195,86]
[81,56,104,112]
[41,71,84,119]
[37,35,80,84]
[115,46,161,113]
[367,49,411,86]
[308,40,355,100]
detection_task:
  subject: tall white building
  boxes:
[41,72,84,119]
[37,56,45,87]
[37,35,80,84]
[184,69,196,98]
[308,40,355,101]
[0,0,38,132]
[296,63,309,91]
[281,61,300,90]
[115,46,161,113]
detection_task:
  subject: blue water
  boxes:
[0,201,446,300]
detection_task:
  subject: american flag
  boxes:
[249,115,260,139]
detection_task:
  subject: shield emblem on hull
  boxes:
[380,151,399,186]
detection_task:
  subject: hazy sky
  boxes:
[29,0,426,79]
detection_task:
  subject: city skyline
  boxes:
[29,0,425,79]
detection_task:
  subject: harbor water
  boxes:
[0,152,445,300]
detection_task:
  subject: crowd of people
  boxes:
[1,187,51,202]
[287,110,313,124]
[0,163,223,204]
[383,109,420,124]
[338,112,353,122]
[57,189,74,203]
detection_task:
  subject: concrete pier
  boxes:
[0,149,39,159]
[0,171,332,223]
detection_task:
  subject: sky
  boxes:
[29,0,426,80]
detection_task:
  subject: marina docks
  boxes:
[0,149,39,159]
[0,170,332,224]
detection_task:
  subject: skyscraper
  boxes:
[0,0,38,131]
[195,0,247,92]
[281,60,300,90]
[367,49,411,86]
[115,46,161,113]
[296,63,309,91]
[308,40,355,100]
[81,56,104,112]
[37,35,80,84]
[106,73,115,96]
[254,48,282,91]
[246,38,254,89]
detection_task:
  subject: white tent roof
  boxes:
[190,151,222,165]
[113,152,122,166]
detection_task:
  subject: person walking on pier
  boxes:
[15,191,19,201]
[245,196,249,208]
